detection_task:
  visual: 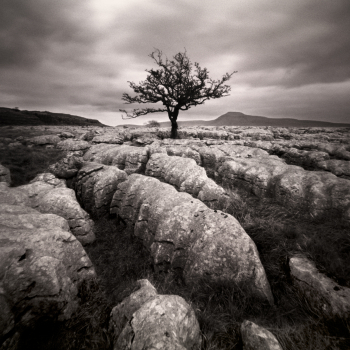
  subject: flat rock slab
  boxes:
[289,255,350,318]
[111,174,273,304]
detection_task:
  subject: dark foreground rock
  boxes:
[0,204,96,349]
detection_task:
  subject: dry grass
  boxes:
[0,145,66,186]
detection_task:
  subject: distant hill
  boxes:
[0,107,106,126]
[156,112,350,128]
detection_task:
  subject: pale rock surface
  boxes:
[216,156,350,222]
[0,164,11,185]
[31,187,95,245]
[241,320,282,350]
[0,174,95,245]
[289,255,350,318]
[0,204,96,347]
[109,279,158,340]
[57,139,91,151]
[111,174,273,304]
[30,172,67,188]
[146,153,230,210]
[110,279,201,350]
[148,143,202,165]
[92,133,124,144]
[83,144,149,174]
[75,162,128,217]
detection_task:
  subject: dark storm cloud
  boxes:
[194,0,350,88]
[0,0,96,69]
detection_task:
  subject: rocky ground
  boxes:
[0,124,349,349]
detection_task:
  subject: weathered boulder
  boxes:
[57,139,91,151]
[216,156,291,197]
[75,162,128,217]
[110,279,201,350]
[241,320,283,350]
[289,255,350,318]
[196,145,270,178]
[0,204,96,348]
[316,159,350,179]
[83,144,149,174]
[0,174,95,245]
[110,174,273,304]
[146,153,230,210]
[31,187,95,245]
[48,155,84,179]
[0,164,11,185]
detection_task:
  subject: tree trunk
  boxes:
[169,108,179,139]
[170,119,178,139]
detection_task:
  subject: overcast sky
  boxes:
[1,0,350,126]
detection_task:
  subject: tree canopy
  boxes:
[120,49,236,138]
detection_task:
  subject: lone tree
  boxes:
[120,49,236,138]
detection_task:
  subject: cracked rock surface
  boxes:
[146,153,230,210]
[215,155,350,222]
[0,173,95,245]
[111,174,273,304]
[110,279,201,350]
[83,144,149,174]
[0,204,96,348]
[75,162,128,217]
